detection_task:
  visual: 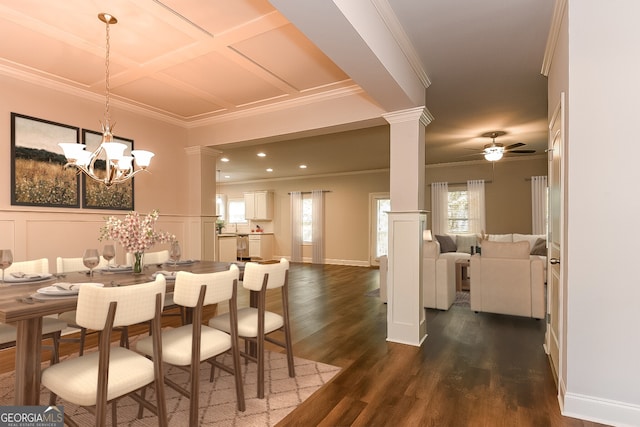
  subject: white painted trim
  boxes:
[371,0,431,89]
[563,392,640,427]
[541,0,567,76]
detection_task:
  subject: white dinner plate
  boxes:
[163,259,197,266]
[37,282,104,296]
[151,271,177,280]
[4,273,54,284]
[100,265,133,273]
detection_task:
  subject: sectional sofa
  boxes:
[378,232,548,313]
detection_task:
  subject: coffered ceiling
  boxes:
[0,0,554,182]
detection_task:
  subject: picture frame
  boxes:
[81,129,135,211]
[11,112,80,208]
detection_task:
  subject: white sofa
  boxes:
[470,240,545,319]
[378,232,547,311]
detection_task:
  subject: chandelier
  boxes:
[59,13,154,187]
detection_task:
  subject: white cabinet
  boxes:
[217,236,237,262]
[248,234,273,261]
[244,191,273,220]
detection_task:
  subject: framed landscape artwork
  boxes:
[81,129,134,210]
[11,113,80,208]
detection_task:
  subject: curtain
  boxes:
[531,176,548,235]
[430,182,449,235]
[290,191,303,262]
[467,180,486,234]
[311,190,324,264]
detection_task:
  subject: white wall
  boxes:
[558,1,640,425]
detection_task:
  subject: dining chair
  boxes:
[208,258,294,398]
[56,256,113,355]
[0,320,67,365]
[125,250,169,266]
[2,257,67,364]
[41,275,168,427]
[4,257,49,275]
[136,265,245,425]
[125,249,185,324]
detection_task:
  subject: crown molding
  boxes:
[541,0,567,77]
[372,0,431,89]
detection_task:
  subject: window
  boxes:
[302,196,312,243]
[227,198,247,223]
[448,190,469,233]
[376,198,391,258]
[216,194,227,220]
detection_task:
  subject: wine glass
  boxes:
[102,244,115,267]
[0,250,13,284]
[83,249,100,278]
[169,241,181,267]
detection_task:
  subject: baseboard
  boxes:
[273,255,371,267]
[562,391,640,427]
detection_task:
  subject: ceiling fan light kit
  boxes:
[477,130,535,162]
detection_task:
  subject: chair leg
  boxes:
[189,362,199,427]
[111,400,118,427]
[283,326,295,378]
[257,333,265,399]
[50,332,61,365]
[79,328,86,356]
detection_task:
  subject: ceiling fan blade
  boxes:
[504,142,525,150]
[506,149,536,154]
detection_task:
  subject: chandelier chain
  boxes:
[104,18,111,126]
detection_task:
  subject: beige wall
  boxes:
[219,155,547,265]
[0,74,204,267]
[425,156,548,234]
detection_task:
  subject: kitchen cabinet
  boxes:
[244,191,273,220]
[217,235,237,262]
[248,234,273,261]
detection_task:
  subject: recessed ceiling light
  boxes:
[266,168,273,172]
[257,152,266,157]
[224,175,230,179]
[220,157,229,162]
[299,164,307,169]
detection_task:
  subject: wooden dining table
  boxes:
[0,260,237,405]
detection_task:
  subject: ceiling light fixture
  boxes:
[266,168,273,172]
[220,157,229,162]
[59,13,154,187]
[482,131,506,162]
[257,152,266,157]
[299,164,307,169]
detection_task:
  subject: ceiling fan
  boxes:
[470,131,536,162]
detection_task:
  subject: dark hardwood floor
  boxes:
[0,263,608,426]
[273,263,607,427]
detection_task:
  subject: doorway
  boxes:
[369,193,390,266]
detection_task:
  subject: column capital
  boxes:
[382,106,434,126]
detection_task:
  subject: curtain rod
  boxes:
[288,190,332,195]
[442,180,493,186]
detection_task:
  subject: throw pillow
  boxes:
[530,238,547,255]
[455,234,478,254]
[435,234,457,253]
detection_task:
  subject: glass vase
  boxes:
[133,252,145,274]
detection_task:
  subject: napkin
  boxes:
[54,283,78,291]
[10,272,42,279]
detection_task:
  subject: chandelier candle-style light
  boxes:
[59,13,154,187]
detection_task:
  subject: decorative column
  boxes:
[184,146,221,261]
[383,107,433,346]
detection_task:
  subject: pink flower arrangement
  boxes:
[99,209,174,254]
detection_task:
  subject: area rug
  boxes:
[453,290,470,307]
[0,349,340,426]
